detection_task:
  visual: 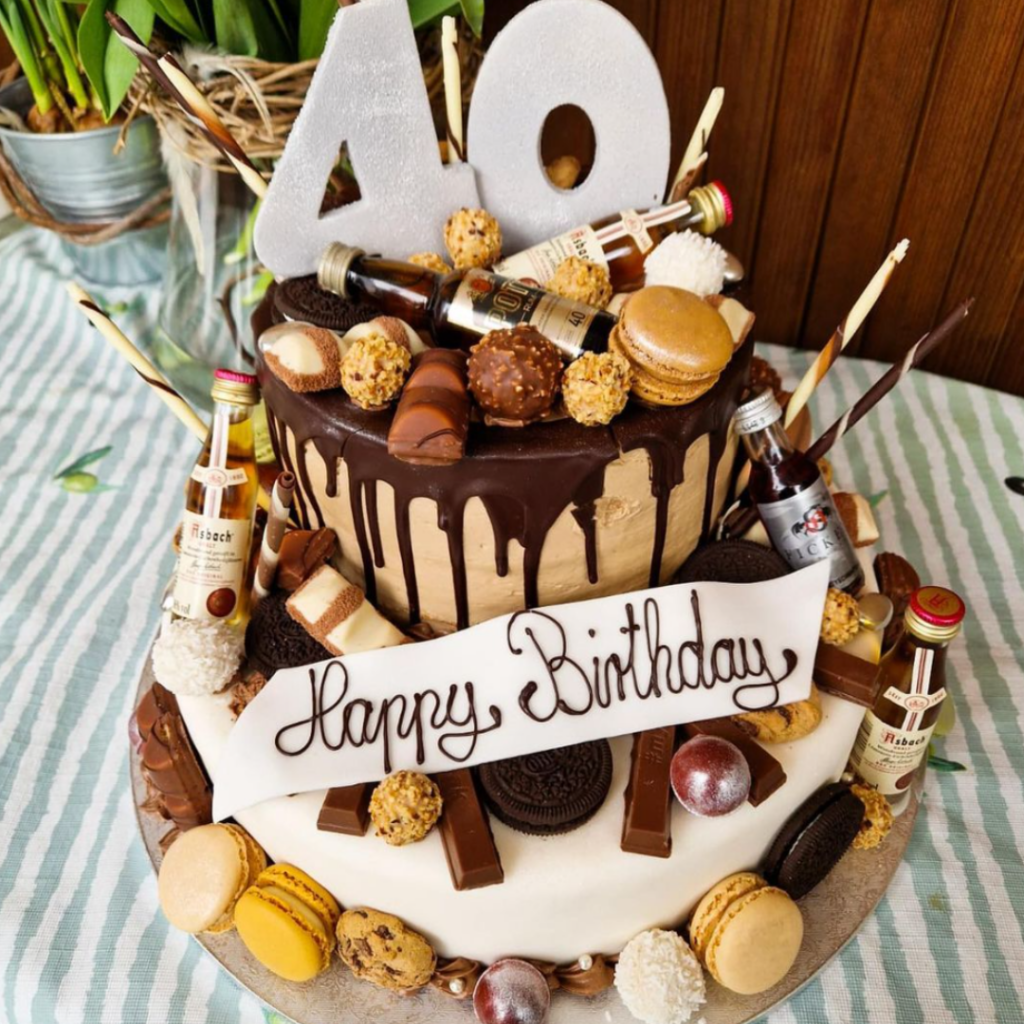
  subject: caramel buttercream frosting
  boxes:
[430,953,616,1000]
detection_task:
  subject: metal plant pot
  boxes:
[0,78,168,286]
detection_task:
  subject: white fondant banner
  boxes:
[213,562,829,819]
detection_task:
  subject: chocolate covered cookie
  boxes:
[762,782,864,899]
[275,275,380,331]
[479,740,613,836]
[245,591,332,674]
[674,539,790,585]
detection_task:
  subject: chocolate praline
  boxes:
[245,591,332,673]
[468,325,562,423]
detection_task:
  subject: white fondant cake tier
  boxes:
[179,690,864,964]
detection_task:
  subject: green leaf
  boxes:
[212,0,290,61]
[459,0,483,37]
[407,0,460,29]
[78,0,154,120]
[867,490,889,509]
[143,0,206,41]
[54,445,112,479]
[297,0,336,60]
[927,750,968,773]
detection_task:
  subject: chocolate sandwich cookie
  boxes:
[674,539,790,585]
[245,591,332,674]
[479,741,613,836]
[274,275,380,331]
[762,782,864,899]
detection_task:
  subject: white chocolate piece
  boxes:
[834,492,880,548]
[260,322,348,393]
[341,317,428,356]
[705,295,755,350]
[286,564,406,655]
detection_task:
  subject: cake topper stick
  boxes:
[441,15,464,163]
[784,239,910,428]
[727,298,973,538]
[105,12,268,199]
[253,472,296,602]
[66,282,209,443]
[669,87,724,202]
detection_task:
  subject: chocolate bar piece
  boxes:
[318,784,372,836]
[814,641,882,707]
[277,528,337,591]
[136,682,212,831]
[435,769,504,890]
[621,727,676,857]
[682,719,786,806]
[388,350,470,465]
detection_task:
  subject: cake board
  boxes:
[131,651,924,1024]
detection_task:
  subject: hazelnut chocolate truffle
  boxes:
[340,333,411,410]
[444,207,502,270]
[548,256,613,310]
[468,325,562,423]
[562,351,632,426]
[407,251,452,275]
[821,588,860,646]
[369,770,443,846]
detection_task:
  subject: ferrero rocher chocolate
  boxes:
[468,326,562,424]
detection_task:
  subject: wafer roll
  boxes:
[253,473,295,601]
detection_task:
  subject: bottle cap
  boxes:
[318,242,366,299]
[211,368,259,406]
[734,388,782,435]
[906,586,965,643]
[689,181,733,234]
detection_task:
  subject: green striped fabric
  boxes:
[1,228,1022,1023]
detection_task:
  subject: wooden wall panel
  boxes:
[484,0,1024,395]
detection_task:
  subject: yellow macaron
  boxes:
[158,823,266,935]
[234,863,342,982]
[688,871,803,995]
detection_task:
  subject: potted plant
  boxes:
[0,1,168,284]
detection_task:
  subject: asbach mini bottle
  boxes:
[734,389,864,592]
[849,585,965,811]
[172,369,260,626]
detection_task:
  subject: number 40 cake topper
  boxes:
[254,0,672,277]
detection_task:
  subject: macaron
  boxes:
[610,286,735,405]
[158,823,266,934]
[688,871,803,994]
[762,782,865,899]
[234,863,341,982]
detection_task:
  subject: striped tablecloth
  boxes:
[1,228,1022,1024]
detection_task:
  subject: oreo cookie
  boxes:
[674,539,789,585]
[479,741,613,836]
[245,591,332,674]
[762,782,865,899]
[274,275,381,331]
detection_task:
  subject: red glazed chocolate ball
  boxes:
[468,325,562,423]
[670,735,751,817]
[474,958,551,1024]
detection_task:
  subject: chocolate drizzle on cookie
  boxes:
[256,288,750,628]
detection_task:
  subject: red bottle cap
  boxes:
[710,181,734,226]
[909,586,965,627]
[214,368,257,385]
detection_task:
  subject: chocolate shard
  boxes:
[682,718,786,806]
[621,727,676,857]
[434,768,504,890]
[277,527,337,591]
[874,552,921,650]
[318,784,372,836]
[814,641,882,707]
[387,350,470,466]
[136,682,213,831]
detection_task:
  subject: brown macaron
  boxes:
[611,286,735,406]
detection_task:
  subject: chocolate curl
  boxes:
[253,471,296,601]
[105,13,268,199]
[66,282,208,442]
[441,16,464,163]
[728,298,973,538]
[784,239,910,429]
[669,87,723,202]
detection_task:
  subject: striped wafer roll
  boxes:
[669,87,723,202]
[784,239,909,428]
[441,16,464,163]
[66,283,209,442]
[253,472,296,601]
[105,13,268,199]
[727,298,973,539]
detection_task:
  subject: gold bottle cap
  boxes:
[905,585,965,643]
[318,242,365,299]
[688,181,733,235]
[858,592,894,632]
[211,368,259,406]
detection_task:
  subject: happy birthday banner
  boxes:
[212,562,829,819]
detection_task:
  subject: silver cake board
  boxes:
[131,654,923,1024]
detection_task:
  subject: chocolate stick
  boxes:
[253,471,296,602]
[441,15,464,163]
[105,13,268,199]
[728,299,973,538]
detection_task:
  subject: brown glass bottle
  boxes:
[492,181,733,292]
[735,389,864,592]
[849,586,965,804]
[318,244,616,361]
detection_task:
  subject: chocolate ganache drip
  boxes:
[255,289,750,628]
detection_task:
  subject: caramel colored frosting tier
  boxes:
[255,291,751,629]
